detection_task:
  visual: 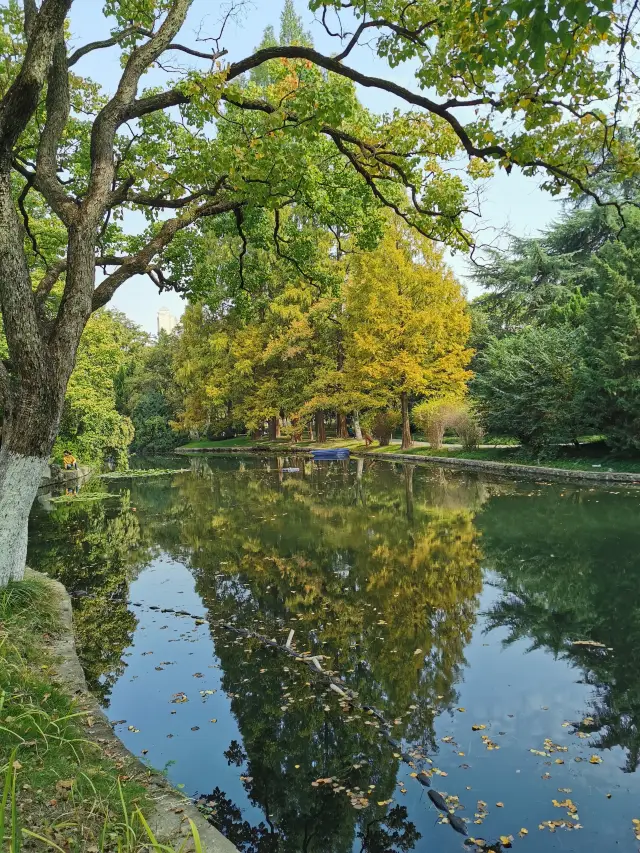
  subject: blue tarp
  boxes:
[311,448,350,460]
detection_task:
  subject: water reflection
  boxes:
[26,457,640,851]
[480,485,640,773]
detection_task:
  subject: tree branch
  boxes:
[36,31,77,225]
[67,27,139,67]
[34,257,67,303]
[91,198,244,310]
[0,0,72,164]
[84,0,193,219]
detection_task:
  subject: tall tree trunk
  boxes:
[268,416,280,441]
[315,411,326,443]
[401,392,413,450]
[0,381,66,585]
[353,410,362,441]
[337,412,348,439]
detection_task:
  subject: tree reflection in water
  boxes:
[28,456,491,850]
[480,485,640,773]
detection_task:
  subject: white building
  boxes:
[157,307,178,335]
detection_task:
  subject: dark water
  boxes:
[28,455,640,852]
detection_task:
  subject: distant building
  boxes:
[157,307,178,335]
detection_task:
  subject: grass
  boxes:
[0,577,203,852]
[178,434,640,475]
[180,436,265,448]
[388,441,640,473]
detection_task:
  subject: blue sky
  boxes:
[70,0,561,333]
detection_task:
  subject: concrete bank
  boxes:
[34,569,238,853]
[353,450,640,483]
[40,464,93,489]
[177,444,640,484]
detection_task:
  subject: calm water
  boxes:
[28,455,640,852]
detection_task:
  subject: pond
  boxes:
[28,454,640,853]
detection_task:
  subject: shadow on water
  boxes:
[27,456,640,852]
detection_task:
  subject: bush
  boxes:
[362,410,401,446]
[413,399,465,449]
[450,405,485,449]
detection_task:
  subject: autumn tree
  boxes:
[345,220,471,449]
[0,0,638,584]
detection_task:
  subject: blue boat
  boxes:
[311,448,350,460]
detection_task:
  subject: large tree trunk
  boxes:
[268,416,280,440]
[401,392,413,450]
[315,411,326,443]
[337,412,348,439]
[0,381,66,584]
[353,410,362,441]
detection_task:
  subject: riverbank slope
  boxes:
[0,572,237,853]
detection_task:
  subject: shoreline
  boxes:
[36,570,239,853]
[177,444,640,484]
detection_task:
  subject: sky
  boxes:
[69,0,563,334]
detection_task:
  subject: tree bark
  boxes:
[268,416,280,440]
[0,378,67,583]
[353,410,362,441]
[401,392,413,450]
[315,411,326,443]
[337,412,348,439]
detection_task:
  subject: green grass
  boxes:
[0,576,202,852]
[181,436,266,448]
[385,442,640,473]
[178,435,640,474]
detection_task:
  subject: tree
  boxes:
[55,309,141,466]
[0,0,637,583]
[471,198,640,450]
[118,330,186,453]
[345,220,471,449]
[472,325,589,449]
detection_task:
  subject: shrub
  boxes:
[413,399,465,449]
[362,410,401,446]
[450,405,485,449]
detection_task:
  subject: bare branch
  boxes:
[67,26,139,67]
[91,198,243,310]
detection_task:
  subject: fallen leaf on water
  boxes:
[519,828,528,837]
[471,724,486,731]
[128,726,140,733]
[377,799,393,806]
[457,707,466,712]
[499,836,513,847]
[496,802,504,808]
[171,692,188,704]
[589,755,603,764]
